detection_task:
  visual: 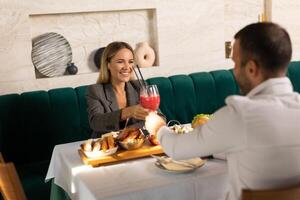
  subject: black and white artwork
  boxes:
[32,32,72,77]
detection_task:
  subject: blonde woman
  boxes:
[86,41,150,138]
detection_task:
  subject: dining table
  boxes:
[45,140,229,200]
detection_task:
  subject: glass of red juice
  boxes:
[140,85,160,111]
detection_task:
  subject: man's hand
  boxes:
[145,112,166,136]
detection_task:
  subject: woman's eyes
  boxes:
[116,60,134,64]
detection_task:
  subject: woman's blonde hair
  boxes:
[97,41,134,84]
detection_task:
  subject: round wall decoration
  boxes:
[134,42,155,68]
[94,47,106,69]
[31,32,72,77]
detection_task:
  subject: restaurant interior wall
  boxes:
[0,0,299,95]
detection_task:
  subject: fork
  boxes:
[124,118,130,129]
[151,155,197,168]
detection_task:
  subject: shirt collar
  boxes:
[247,77,293,97]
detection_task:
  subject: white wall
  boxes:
[272,0,300,61]
[224,0,264,67]
[5,0,297,95]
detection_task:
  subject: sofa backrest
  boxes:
[0,61,300,164]
[147,69,239,123]
[148,61,300,123]
[287,61,300,93]
[148,61,300,124]
[0,86,91,164]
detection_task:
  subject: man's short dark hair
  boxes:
[234,22,292,74]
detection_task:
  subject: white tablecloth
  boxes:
[46,141,229,200]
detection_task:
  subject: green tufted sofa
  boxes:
[0,62,300,199]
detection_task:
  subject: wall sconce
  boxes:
[259,0,272,22]
[225,41,232,59]
[258,13,268,22]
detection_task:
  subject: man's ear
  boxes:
[245,60,260,78]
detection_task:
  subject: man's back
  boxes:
[152,22,297,200]
[227,77,300,199]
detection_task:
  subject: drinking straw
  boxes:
[132,67,144,89]
[136,65,147,88]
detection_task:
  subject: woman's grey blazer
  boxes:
[86,80,144,138]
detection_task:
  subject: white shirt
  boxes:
[157,77,300,200]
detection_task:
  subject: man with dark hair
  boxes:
[146,22,300,200]
[233,22,292,95]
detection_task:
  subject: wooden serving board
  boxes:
[78,144,164,167]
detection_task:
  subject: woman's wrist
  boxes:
[121,107,130,120]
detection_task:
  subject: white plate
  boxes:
[155,162,199,174]
[154,157,206,173]
[82,132,119,158]
[84,146,118,158]
[101,131,119,138]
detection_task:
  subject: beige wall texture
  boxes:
[272,0,300,61]
[1,0,297,95]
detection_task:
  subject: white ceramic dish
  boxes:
[154,162,198,173]
[101,131,119,138]
[153,156,206,173]
[83,146,118,159]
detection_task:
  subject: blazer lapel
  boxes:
[103,84,119,111]
[126,82,139,106]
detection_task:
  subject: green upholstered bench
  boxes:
[0,62,300,199]
[0,87,91,199]
[147,69,239,123]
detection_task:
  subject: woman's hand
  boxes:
[121,105,150,120]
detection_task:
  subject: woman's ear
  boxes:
[107,62,111,71]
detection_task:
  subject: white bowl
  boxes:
[84,146,118,158]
